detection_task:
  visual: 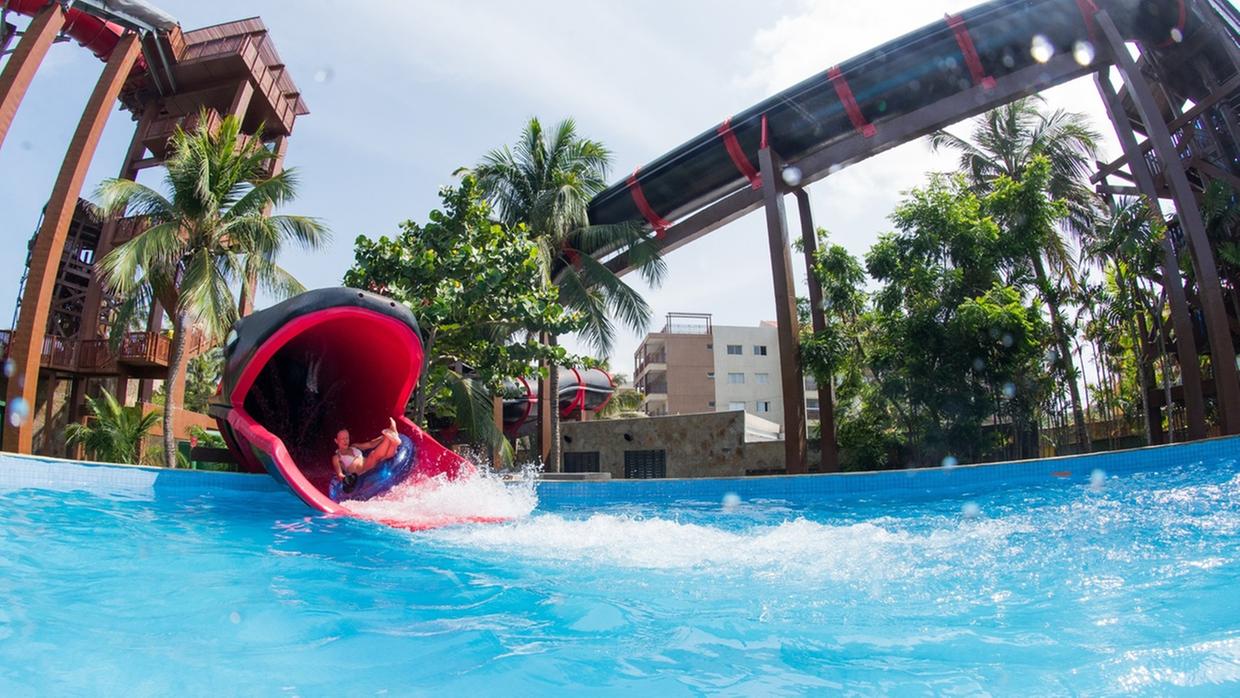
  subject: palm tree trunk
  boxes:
[1033,258,1090,453]
[1132,310,1156,445]
[548,335,561,473]
[163,311,190,468]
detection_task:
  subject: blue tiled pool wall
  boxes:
[534,435,1240,508]
[0,452,283,500]
[2,435,1238,507]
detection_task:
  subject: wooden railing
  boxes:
[0,330,212,374]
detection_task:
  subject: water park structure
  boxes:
[1,0,306,455]
[2,0,1240,489]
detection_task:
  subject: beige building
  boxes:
[634,313,820,435]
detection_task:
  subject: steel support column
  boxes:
[1099,12,1240,435]
[793,189,838,472]
[1096,71,1207,440]
[0,2,64,152]
[4,32,142,453]
[757,144,808,473]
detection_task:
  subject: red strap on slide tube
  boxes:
[626,169,671,239]
[945,14,996,90]
[717,116,762,189]
[1074,0,1100,44]
[826,67,877,138]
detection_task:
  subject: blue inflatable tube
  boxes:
[328,434,417,502]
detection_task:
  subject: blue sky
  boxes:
[0,1,1120,375]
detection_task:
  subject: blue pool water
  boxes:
[1,446,1239,695]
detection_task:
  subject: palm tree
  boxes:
[930,96,1101,452]
[597,372,646,419]
[94,111,328,467]
[65,388,160,464]
[473,117,665,469]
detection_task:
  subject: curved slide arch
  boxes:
[586,0,1194,260]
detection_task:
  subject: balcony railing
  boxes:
[0,330,212,374]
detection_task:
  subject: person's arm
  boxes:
[332,454,344,479]
[354,436,384,450]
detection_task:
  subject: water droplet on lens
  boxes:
[722,492,741,512]
[962,501,981,518]
[7,397,29,427]
[1002,382,1016,399]
[1090,468,1106,490]
[313,66,334,83]
[1169,28,1183,43]
[1072,40,1095,66]
[2,358,14,377]
[827,163,843,175]
[781,166,802,186]
[942,455,958,469]
[1001,333,1014,348]
[972,357,985,371]
[229,611,241,624]
[1030,35,1054,64]
[1001,53,1016,68]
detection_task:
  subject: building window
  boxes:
[807,398,820,409]
[563,452,600,473]
[755,372,770,385]
[728,401,745,411]
[757,401,771,413]
[728,372,744,384]
[624,450,666,479]
[707,372,715,379]
[726,344,743,355]
[753,345,768,356]
[708,401,716,407]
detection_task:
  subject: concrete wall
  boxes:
[562,410,789,479]
[665,333,715,414]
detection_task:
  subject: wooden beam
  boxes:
[4,33,143,453]
[1099,11,1240,435]
[1097,70,1207,440]
[757,143,807,474]
[793,189,838,472]
[0,3,65,152]
[1091,72,1240,184]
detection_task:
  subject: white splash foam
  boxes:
[344,462,540,527]
[424,512,1027,583]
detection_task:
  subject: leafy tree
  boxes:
[344,176,586,457]
[862,174,1049,466]
[94,111,328,467]
[65,388,159,464]
[931,97,1100,451]
[472,117,665,469]
[151,348,223,414]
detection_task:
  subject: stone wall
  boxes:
[561,411,791,479]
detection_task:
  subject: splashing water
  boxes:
[343,460,541,529]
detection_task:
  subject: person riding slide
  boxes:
[332,418,401,491]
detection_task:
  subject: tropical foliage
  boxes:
[931,97,1100,451]
[471,117,664,469]
[65,388,159,464]
[344,176,587,459]
[94,111,328,467]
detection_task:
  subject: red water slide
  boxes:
[8,0,146,68]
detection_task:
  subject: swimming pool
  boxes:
[1,438,1238,695]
